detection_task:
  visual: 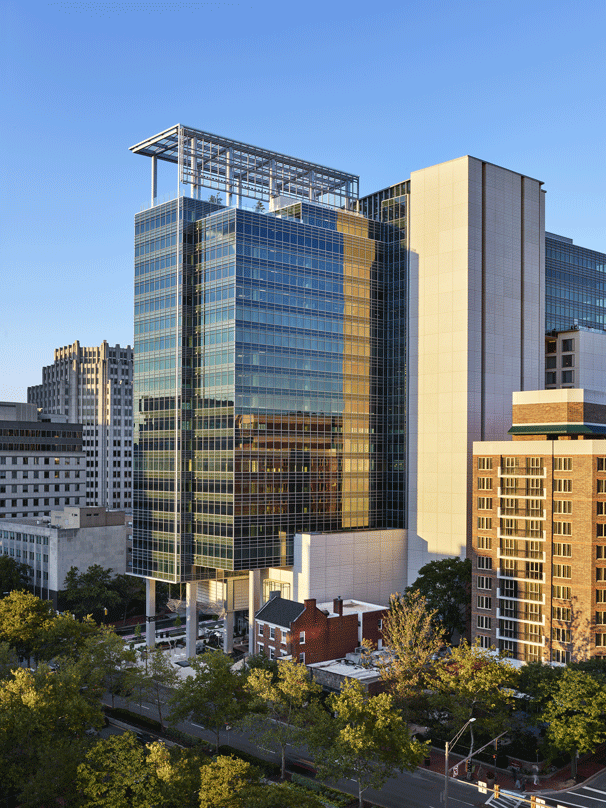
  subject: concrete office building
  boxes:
[129,126,544,654]
[0,402,85,521]
[471,389,606,663]
[545,327,606,392]
[0,506,128,606]
[28,341,134,511]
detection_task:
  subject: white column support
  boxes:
[237,176,242,209]
[190,138,197,199]
[185,581,198,659]
[145,578,156,647]
[269,160,276,199]
[151,156,157,206]
[248,569,261,654]
[223,611,235,654]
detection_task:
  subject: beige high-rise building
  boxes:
[28,341,133,511]
[406,156,545,582]
[471,389,606,663]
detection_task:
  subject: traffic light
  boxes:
[494,784,500,799]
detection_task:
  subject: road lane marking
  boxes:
[582,788,606,795]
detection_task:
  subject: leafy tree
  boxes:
[542,668,606,778]
[0,590,55,663]
[0,555,31,595]
[141,645,179,729]
[0,641,18,679]
[431,639,518,756]
[77,732,165,808]
[78,625,136,707]
[199,755,259,808]
[245,650,279,681]
[255,200,265,212]
[35,612,100,663]
[310,679,426,808]
[378,589,445,710]
[170,651,249,751]
[517,660,562,714]
[113,573,147,622]
[62,564,122,622]
[246,658,322,779]
[406,557,471,641]
[17,737,88,808]
[0,665,102,802]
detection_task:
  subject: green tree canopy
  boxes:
[35,612,100,663]
[542,668,606,765]
[77,625,136,707]
[246,658,322,779]
[170,651,249,751]
[61,564,122,622]
[406,557,471,640]
[431,640,518,755]
[378,589,445,710]
[0,555,31,596]
[0,590,55,662]
[140,645,179,729]
[310,679,426,808]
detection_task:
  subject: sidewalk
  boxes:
[421,745,606,794]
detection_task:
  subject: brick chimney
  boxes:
[333,596,343,617]
[304,598,316,623]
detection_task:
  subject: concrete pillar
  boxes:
[185,581,197,659]
[223,611,235,654]
[269,160,276,199]
[151,156,157,206]
[145,578,156,648]
[248,569,261,654]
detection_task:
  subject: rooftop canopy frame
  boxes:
[130,124,359,209]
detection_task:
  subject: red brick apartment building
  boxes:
[254,592,386,664]
[471,389,606,664]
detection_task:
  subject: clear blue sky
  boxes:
[1,0,604,401]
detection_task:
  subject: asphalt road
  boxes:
[107,696,606,808]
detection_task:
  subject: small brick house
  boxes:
[254,592,386,664]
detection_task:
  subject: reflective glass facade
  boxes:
[546,233,606,332]
[133,197,404,582]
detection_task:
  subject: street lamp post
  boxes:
[444,717,475,808]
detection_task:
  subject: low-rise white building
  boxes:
[0,506,128,605]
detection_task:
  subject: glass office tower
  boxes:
[132,194,394,583]
[546,232,606,332]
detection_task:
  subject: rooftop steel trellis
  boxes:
[130,124,359,209]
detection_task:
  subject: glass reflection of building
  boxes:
[130,128,407,650]
[546,232,606,332]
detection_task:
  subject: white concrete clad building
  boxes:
[0,506,128,605]
[28,341,133,511]
[407,157,545,582]
[545,327,606,392]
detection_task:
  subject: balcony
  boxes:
[498,466,546,478]
[498,548,545,562]
[498,569,545,584]
[497,487,546,500]
[497,527,546,540]
[498,507,545,519]
[496,629,545,646]
[496,608,544,625]
[497,587,545,604]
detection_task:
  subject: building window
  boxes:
[554,457,572,472]
[478,635,491,649]
[553,585,572,600]
[477,576,492,590]
[553,500,572,514]
[258,643,264,655]
[552,648,571,663]
[477,615,492,630]
[595,634,606,648]
[299,631,305,645]
[546,340,557,354]
[477,458,493,470]
[546,356,557,369]
[599,480,606,494]
[553,565,572,579]
[598,525,606,538]
[477,497,492,510]
[269,627,275,641]
[477,517,492,530]
[258,623,264,637]
[553,605,571,621]
[596,612,606,624]
[477,535,492,550]
[545,372,557,385]
[562,354,574,368]
[269,648,275,660]
[554,479,572,492]
[597,568,606,581]
[553,543,572,557]
[477,478,493,490]
[298,652,305,664]
[477,556,492,570]
[562,371,573,384]
[598,458,606,472]
[553,521,572,535]
[597,546,606,559]
[562,339,574,352]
